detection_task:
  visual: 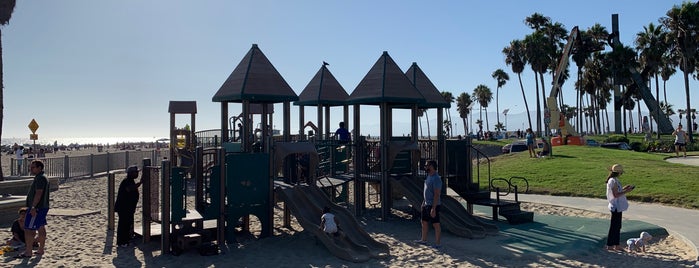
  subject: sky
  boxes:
[1,0,693,144]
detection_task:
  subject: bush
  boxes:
[630,141,646,152]
[606,134,629,143]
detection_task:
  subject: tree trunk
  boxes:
[534,72,541,137]
[485,107,490,132]
[683,70,693,142]
[462,117,467,137]
[0,30,4,181]
[496,87,500,127]
[518,73,533,131]
[539,72,548,135]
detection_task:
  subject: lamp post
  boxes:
[503,109,510,132]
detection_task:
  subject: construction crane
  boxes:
[546,25,674,146]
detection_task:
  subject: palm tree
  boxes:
[441,91,455,137]
[661,1,699,142]
[635,22,668,137]
[502,40,534,131]
[473,85,493,132]
[491,69,509,128]
[456,92,473,135]
[659,101,675,123]
[659,54,677,115]
[524,31,550,136]
[0,0,16,181]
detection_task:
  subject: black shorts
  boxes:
[421,205,441,224]
[675,142,686,148]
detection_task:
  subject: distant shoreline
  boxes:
[1,136,166,147]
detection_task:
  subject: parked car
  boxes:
[586,139,600,146]
[502,140,543,154]
[600,142,631,150]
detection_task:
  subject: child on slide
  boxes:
[320,206,342,237]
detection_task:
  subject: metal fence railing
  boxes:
[9,149,166,180]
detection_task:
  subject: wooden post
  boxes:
[107,172,115,231]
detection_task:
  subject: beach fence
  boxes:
[8,150,166,180]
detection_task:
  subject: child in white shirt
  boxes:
[627,231,653,253]
[320,206,339,236]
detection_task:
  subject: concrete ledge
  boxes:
[0,177,60,195]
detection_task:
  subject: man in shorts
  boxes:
[414,159,442,249]
[16,160,49,258]
[672,124,689,158]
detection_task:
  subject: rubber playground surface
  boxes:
[470,204,667,257]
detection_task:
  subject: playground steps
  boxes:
[498,203,534,225]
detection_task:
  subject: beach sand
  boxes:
[0,151,697,267]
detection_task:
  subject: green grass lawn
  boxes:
[479,145,699,209]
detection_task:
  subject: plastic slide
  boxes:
[275,186,374,263]
[390,176,498,239]
[296,185,390,258]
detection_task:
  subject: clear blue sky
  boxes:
[2,0,691,143]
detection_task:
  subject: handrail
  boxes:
[470,145,491,191]
[489,178,511,196]
[508,176,529,194]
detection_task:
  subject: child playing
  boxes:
[7,207,36,247]
[320,206,339,236]
[627,231,653,253]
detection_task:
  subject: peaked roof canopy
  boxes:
[405,62,450,109]
[212,44,298,103]
[347,51,425,105]
[295,63,349,106]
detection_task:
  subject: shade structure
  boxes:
[347,51,425,105]
[405,62,450,109]
[295,63,349,106]
[212,44,298,103]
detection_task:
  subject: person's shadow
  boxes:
[113,246,142,267]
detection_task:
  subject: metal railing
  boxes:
[9,149,166,180]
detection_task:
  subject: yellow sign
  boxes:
[30,134,38,140]
[28,119,39,134]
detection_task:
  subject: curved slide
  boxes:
[275,185,386,262]
[297,185,390,258]
[390,176,498,239]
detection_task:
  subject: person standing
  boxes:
[16,160,49,258]
[115,166,142,247]
[672,124,689,158]
[525,128,535,158]
[334,122,351,143]
[605,164,634,251]
[15,145,24,175]
[415,159,442,249]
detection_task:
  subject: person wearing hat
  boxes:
[605,164,634,251]
[115,166,142,247]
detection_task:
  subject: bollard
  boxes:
[107,172,115,231]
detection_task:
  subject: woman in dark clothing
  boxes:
[115,166,142,247]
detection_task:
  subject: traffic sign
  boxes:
[28,119,39,134]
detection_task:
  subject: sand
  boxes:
[1,150,697,267]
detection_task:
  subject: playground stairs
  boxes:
[449,183,533,225]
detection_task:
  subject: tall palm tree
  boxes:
[502,39,533,131]
[491,69,509,128]
[473,85,493,132]
[662,1,699,142]
[456,92,472,136]
[635,22,668,136]
[0,0,16,181]
[523,32,548,135]
[660,55,676,105]
[441,91,455,137]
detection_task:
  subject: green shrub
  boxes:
[605,134,629,143]
[630,141,646,152]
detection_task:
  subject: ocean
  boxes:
[1,136,163,146]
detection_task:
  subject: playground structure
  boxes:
[131,44,537,261]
